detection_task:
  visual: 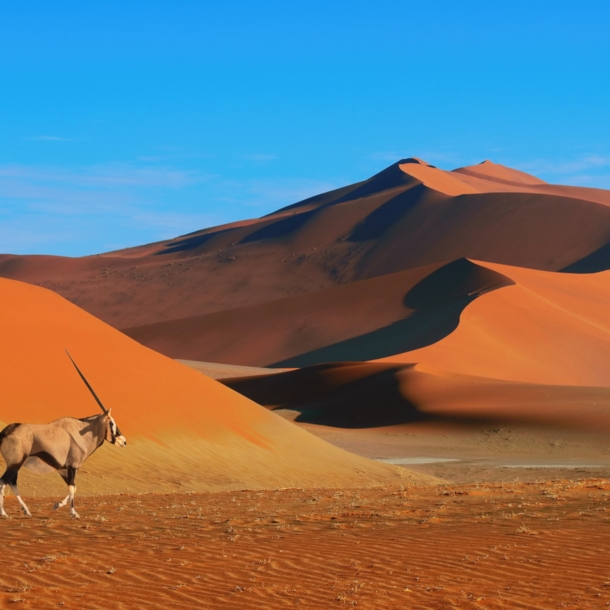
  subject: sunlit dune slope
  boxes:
[123,258,514,366]
[221,362,610,432]
[381,262,610,387]
[0,278,421,496]
[1,158,609,334]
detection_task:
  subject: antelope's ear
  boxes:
[107,408,112,417]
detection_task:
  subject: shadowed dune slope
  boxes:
[220,261,610,430]
[0,278,422,496]
[123,259,514,366]
[221,362,610,432]
[1,159,610,334]
[381,262,610,387]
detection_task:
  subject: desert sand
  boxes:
[1,482,609,609]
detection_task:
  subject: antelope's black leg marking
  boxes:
[0,469,9,518]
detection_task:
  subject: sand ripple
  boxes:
[1,480,609,608]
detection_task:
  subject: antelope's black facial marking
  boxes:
[107,416,126,447]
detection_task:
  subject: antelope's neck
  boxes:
[83,415,108,455]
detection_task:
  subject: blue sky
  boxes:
[1,1,609,256]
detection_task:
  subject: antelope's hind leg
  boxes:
[54,469,70,511]
[6,470,32,517]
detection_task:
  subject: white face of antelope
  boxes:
[106,414,127,448]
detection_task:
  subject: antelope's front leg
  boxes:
[57,467,80,518]
[65,467,80,519]
[68,485,79,519]
[54,493,70,511]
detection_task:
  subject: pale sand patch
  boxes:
[176,359,290,379]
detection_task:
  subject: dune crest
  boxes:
[453,160,547,186]
[398,162,480,196]
[381,262,610,386]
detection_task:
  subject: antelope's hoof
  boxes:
[22,509,32,517]
[71,512,81,520]
[1,512,9,519]
[53,502,60,510]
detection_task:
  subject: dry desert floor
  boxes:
[1,478,610,609]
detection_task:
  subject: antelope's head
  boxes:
[66,351,127,448]
[104,409,127,447]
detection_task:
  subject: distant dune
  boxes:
[1,158,609,338]
[0,278,420,496]
[123,258,515,366]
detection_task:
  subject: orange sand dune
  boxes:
[218,259,610,432]
[454,160,610,206]
[123,259,514,365]
[1,158,609,336]
[221,362,610,432]
[0,278,420,496]
[454,159,548,186]
[382,262,610,386]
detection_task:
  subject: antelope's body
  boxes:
[0,353,126,519]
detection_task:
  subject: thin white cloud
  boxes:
[515,154,610,188]
[243,153,278,162]
[0,161,344,255]
[26,135,79,142]
[518,155,610,175]
[0,162,207,193]
[129,210,221,233]
[0,162,213,255]
[215,177,341,209]
[138,155,165,162]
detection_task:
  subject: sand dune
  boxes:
[124,259,610,387]
[381,261,610,386]
[0,278,423,497]
[1,158,609,336]
[218,260,610,431]
[222,361,610,431]
[123,258,514,366]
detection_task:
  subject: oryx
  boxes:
[0,351,126,519]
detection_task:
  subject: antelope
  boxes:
[0,352,126,519]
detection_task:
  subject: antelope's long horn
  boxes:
[65,350,109,415]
